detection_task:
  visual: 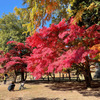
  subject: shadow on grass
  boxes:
[29,97,60,100]
[17,79,100,98]
[11,97,61,100]
[45,80,100,97]
[24,78,83,85]
[24,79,54,85]
[14,87,31,91]
[11,97,22,100]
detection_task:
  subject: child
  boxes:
[8,81,15,91]
[4,74,8,84]
[19,81,25,90]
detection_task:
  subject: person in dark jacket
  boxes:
[8,81,15,91]
[4,74,8,84]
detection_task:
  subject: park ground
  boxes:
[0,79,100,100]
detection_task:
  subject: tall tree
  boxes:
[14,0,69,34]
[0,13,29,52]
[0,41,32,82]
[14,0,100,33]
[26,18,100,87]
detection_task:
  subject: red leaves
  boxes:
[25,18,100,79]
[7,41,17,45]
[0,50,4,54]
[0,68,5,73]
[0,41,32,73]
[4,61,21,70]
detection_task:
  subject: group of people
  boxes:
[8,81,25,91]
[3,73,25,91]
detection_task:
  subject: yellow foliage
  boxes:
[87,2,97,10]
[14,0,99,35]
[73,8,85,24]
[67,0,76,17]
[72,2,98,24]
[14,0,60,35]
[70,0,76,6]
[67,5,72,17]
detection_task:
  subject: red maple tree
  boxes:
[26,17,100,87]
[0,41,32,81]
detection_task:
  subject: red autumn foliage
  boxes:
[26,17,100,79]
[0,41,32,73]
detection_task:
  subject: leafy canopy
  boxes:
[14,0,69,34]
[70,0,100,27]
[0,13,29,52]
[14,0,100,34]
[26,18,100,79]
[0,41,32,73]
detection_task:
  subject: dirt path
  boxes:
[0,80,100,100]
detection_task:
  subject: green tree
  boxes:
[0,13,29,52]
[70,0,100,27]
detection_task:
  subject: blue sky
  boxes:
[0,0,51,27]
[0,0,25,18]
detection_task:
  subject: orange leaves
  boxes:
[78,42,82,47]
[46,1,58,14]
[41,0,59,15]
[46,4,53,14]
[91,44,100,51]
[91,44,100,61]
[73,8,84,24]
[41,0,45,5]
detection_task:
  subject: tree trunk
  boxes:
[62,73,64,80]
[66,73,67,78]
[83,64,92,87]
[83,56,92,88]
[53,72,55,81]
[84,71,91,87]
[21,72,25,82]
[47,75,50,81]
[89,71,92,81]
[59,72,61,81]
[24,72,27,81]
[68,70,71,81]
[14,70,17,82]
[76,74,79,81]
